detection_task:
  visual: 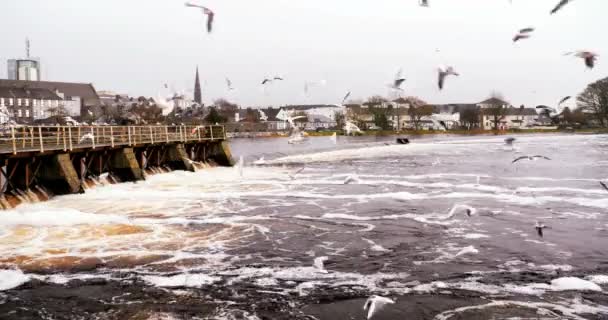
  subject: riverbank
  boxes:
[229,128,608,139]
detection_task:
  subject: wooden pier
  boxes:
[0,125,233,199]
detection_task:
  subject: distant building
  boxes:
[0,86,63,124]
[0,80,100,119]
[7,39,41,81]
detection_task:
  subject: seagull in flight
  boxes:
[512,155,551,163]
[419,0,429,7]
[535,221,548,237]
[600,181,608,192]
[389,69,406,91]
[226,78,234,90]
[513,27,535,42]
[363,295,395,319]
[565,51,599,69]
[262,76,284,85]
[550,0,572,14]
[288,167,305,180]
[505,137,516,146]
[437,65,459,90]
[79,133,95,144]
[184,2,215,33]
[344,174,361,185]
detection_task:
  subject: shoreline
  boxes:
[228,128,608,139]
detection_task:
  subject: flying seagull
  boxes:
[79,133,95,144]
[513,27,535,42]
[536,105,557,113]
[558,96,571,106]
[344,174,361,185]
[565,51,599,69]
[512,155,552,163]
[262,76,284,85]
[535,221,548,237]
[505,137,516,145]
[226,78,234,90]
[550,0,572,14]
[419,0,429,7]
[437,65,459,90]
[288,167,305,180]
[363,295,395,319]
[184,2,215,33]
[389,69,406,91]
[600,181,608,192]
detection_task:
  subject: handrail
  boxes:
[0,125,226,155]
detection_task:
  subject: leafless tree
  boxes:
[577,77,608,127]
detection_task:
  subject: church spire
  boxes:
[194,66,202,104]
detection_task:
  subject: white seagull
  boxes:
[185,2,215,33]
[342,91,351,104]
[363,295,395,320]
[437,65,459,90]
[565,51,599,69]
[512,155,551,163]
[550,0,572,14]
[344,121,362,136]
[535,221,548,237]
[389,69,406,91]
[344,174,361,185]
[79,133,95,144]
[226,78,234,90]
[419,0,429,7]
[288,167,305,180]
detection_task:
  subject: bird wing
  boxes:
[342,91,351,104]
[226,78,232,88]
[394,68,403,81]
[519,27,535,33]
[366,300,377,319]
[600,181,608,191]
[438,72,446,90]
[550,0,571,14]
[205,10,214,33]
[184,2,205,9]
[533,155,551,160]
[261,79,270,85]
[584,56,596,69]
[274,76,284,81]
[512,156,529,163]
[394,78,406,88]
[558,96,571,105]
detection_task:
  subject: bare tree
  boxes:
[577,77,608,127]
[483,92,508,130]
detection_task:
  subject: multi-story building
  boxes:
[0,80,100,118]
[0,86,63,124]
[7,39,42,81]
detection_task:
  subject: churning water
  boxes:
[1,134,608,319]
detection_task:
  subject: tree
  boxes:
[460,107,481,129]
[204,107,227,124]
[371,107,390,130]
[577,77,608,127]
[334,111,345,129]
[214,98,239,122]
[364,95,388,106]
[483,92,508,130]
[408,105,433,131]
[244,107,259,123]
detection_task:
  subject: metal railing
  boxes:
[0,125,226,155]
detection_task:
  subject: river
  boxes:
[1,134,607,319]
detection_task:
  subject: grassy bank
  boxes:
[303,128,608,137]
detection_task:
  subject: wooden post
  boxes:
[68,126,73,151]
[62,127,67,151]
[11,127,16,154]
[78,127,81,144]
[30,128,34,147]
[197,126,201,141]
[92,128,96,149]
[56,127,60,145]
[150,126,154,144]
[38,127,44,153]
[102,127,106,145]
[110,126,114,148]
[22,127,26,148]
[210,126,214,140]
[128,126,132,146]
[165,126,169,143]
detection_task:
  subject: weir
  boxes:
[0,125,233,205]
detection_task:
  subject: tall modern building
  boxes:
[193,66,202,104]
[7,38,41,81]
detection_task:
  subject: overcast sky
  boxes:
[1,0,606,108]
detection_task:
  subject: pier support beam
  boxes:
[209,141,235,166]
[167,144,195,172]
[109,148,144,182]
[37,154,82,195]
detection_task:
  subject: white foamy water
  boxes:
[2,134,608,318]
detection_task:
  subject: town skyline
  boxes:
[1,0,607,108]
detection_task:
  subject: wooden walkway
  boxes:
[0,125,226,155]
